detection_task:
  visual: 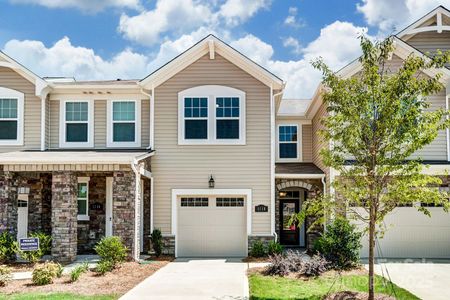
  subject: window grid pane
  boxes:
[216,197,244,207]
[180,197,209,207]
[0,99,18,119]
[279,126,297,142]
[113,101,135,121]
[184,97,208,118]
[66,102,88,122]
[216,97,239,118]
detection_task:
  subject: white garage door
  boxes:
[177,196,247,257]
[358,207,450,258]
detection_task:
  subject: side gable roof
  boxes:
[0,51,51,98]
[397,6,450,39]
[139,34,284,90]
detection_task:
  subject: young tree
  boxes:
[309,36,450,299]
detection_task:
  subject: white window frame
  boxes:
[277,124,301,161]
[77,177,90,221]
[178,85,246,145]
[107,99,141,148]
[59,100,94,148]
[0,87,24,146]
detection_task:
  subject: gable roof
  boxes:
[0,51,51,98]
[397,6,450,39]
[139,34,284,90]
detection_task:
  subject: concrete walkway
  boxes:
[121,258,255,300]
[366,259,450,300]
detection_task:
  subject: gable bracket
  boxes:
[209,40,215,60]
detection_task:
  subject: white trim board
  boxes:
[171,188,252,257]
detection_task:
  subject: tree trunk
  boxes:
[368,205,376,300]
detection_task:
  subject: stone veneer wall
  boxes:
[112,171,136,257]
[275,178,323,251]
[161,235,175,255]
[0,172,18,235]
[143,179,151,253]
[51,172,78,263]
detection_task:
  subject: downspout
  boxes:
[131,160,142,261]
[140,87,154,150]
[321,176,327,232]
[40,95,46,151]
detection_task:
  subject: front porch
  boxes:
[275,162,325,250]
[0,151,153,263]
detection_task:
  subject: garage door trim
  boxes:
[171,188,252,257]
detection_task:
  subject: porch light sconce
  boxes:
[208,175,215,188]
[279,191,287,197]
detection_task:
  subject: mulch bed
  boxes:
[325,291,395,300]
[0,260,170,297]
[4,261,49,272]
[242,256,270,263]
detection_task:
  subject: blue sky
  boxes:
[1,0,449,98]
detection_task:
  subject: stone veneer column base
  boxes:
[0,172,18,237]
[51,172,77,263]
[160,235,175,256]
[248,235,275,254]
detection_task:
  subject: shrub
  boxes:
[264,250,304,276]
[94,236,127,267]
[0,265,12,287]
[70,262,89,282]
[313,218,362,269]
[16,232,52,263]
[150,229,163,257]
[32,261,60,285]
[300,255,329,277]
[250,240,266,257]
[95,260,114,275]
[0,230,16,263]
[267,241,283,255]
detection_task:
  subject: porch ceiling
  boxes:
[275,163,324,178]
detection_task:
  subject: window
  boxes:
[180,197,209,207]
[0,87,24,145]
[184,97,208,139]
[77,177,90,221]
[216,97,240,139]
[107,100,141,147]
[216,197,244,207]
[178,85,246,145]
[60,100,93,147]
[278,125,298,159]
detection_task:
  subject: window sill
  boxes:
[0,140,23,146]
[77,215,90,221]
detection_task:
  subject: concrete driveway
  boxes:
[368,259,450,300]
[120,258,250,300]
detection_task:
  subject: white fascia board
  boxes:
[397,7,450,39]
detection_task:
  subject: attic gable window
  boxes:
[0,87,24,146]
[178,85,246,145]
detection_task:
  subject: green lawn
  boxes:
[0,293,117,300]
[248,273,419,300]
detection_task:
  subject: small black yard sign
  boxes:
[255,204,268,213]
[19,237,39,251]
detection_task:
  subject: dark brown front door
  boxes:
[279,199,300,245]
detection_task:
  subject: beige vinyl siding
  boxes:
[406,31,450,54]
[302,124,313,162]
[152,54,271,235]
[141,99,150,148]
[49,100,59,148]
[45,97,50,149]
[312,102,328,172]
[0,67,41,152]
[94,100,107,148]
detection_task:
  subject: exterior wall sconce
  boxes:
[279,191,287,197]
[208,175,215,188]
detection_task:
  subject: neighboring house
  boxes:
[0,6,450,262]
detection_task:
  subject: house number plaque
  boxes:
[255,204,268,213]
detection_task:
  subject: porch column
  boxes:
[112,171,136,258]
[0,172,18,236]
[51,171,77,263]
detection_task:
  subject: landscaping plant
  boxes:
[0,265,12,287]
[94,236,127,273]
[95,259,114,275]
[32,261,61,285]
[267,241,283,255]
[297,35,450,299]
[16,232,52,263]
[313,217,362,269]
[0,229,16,263]
[250,240,266,257]
[299,254,329,277]
[264,250,329,277]
[150,228,163,257]
[70,261,89,282]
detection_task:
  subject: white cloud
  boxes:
[230,35,274,65]
[357,0,450,34]
[284,6,304,28]
[282,37,302,55]
[9,0,141,12]
[3,37,150,80]
[119,0,214,46]
[218,0,271,26]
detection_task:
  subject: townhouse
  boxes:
[0,6,449,262]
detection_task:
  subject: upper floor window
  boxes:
[60,100,94,148]
[278,125,298,159]
[0,87,24,146]
[107,100,141,147]
[178,85,246,145]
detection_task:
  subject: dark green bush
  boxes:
[16,232,52,263]
[70,262,89,282]
[313,217,362,269]
[95,260,114,275]
[0,230,16,263]
[250,240,266,257]
[267,241,283,255]
[32,261,60,285]
[0,265,12,287]
[94,236,127,267]
[150,228,163,257]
